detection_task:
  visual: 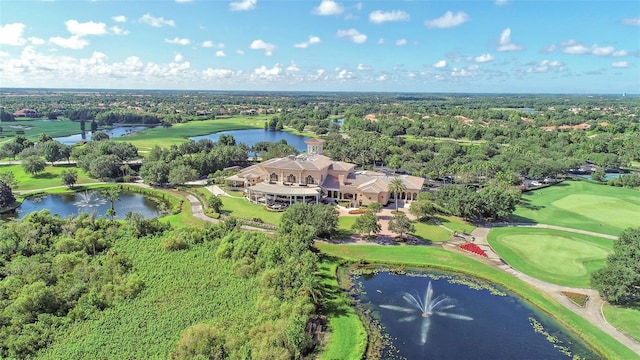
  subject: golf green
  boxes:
[488,227,613,288]
[513,181,640,236]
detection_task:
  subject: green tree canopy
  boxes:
[0,179,15,208]
[388,212,415,240]
[60,169,78,188]
[22,155,46,175]
[278,203,339,239]
[591,227,640,305]
[351,210,381,239]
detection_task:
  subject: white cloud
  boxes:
[249,39,276,56]
[395,38,407,46]
[112,15,127,23]
[0,23,27,46]
[203,68,234,78]
[49,35,89,49]
[230,0,257,11]
[495,0,508,5]
[294,35,321,49]
[527,59,565,73]
[369,10,410,24]
[433,60,447,68]
[254,63,282,78]
[357,63,371,71]
[139,13,176,27]
[111,26,128,36]
[28,37,45,45]
[65,20,107,36]
[611,61,629,68]
[216,50,226,57]
[236,49,245,55]
[377,38,384,45]
[620,17,640,26]
[287,61,300,72]
[337,69,353,79]
[336,28,367,44]
[497,28,523,51]
[451,67,471,77]
[176,0,193,3]
[560,40,629,57]
[165,37,191,45]
[174,53,184,62]
[201,40,223,48]
[541,44,556,53]
[474,53,494,63]
[376,74,387,81]
[313,0,344,16]
[425,11,469,29]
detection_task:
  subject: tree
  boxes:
[388,212,415,240]
[351,210,381,239]
[139,160,170,186]
[60,169,78,188]
[207,195,223,213]
[22,156,46,175]
[0,172,18,189]
[388,177,407,211]
[409,193,438,221]
[591,227,640,305]
[591,168,606,182]
[101,187,121,221]
[0,179,15,208]
[368,202,383,214]
[38,133,53,143]
[89,154,120,180]
[279,203,339,239]
[173,323,227,360]
[92,130,109,141]
[168,163,198,185]
[42,140,65,164]
[218,134,236,146]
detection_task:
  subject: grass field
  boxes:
[488,227,613,288]
[513,181,640,236]
[315,243,638,360]
[116,116,266,152]
[0,163,100,192]
[219,196,283,224]
[317,260,367,360]
[0,118,82,146]
[603,303,640,343]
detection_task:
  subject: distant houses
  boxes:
[12,109,40,118]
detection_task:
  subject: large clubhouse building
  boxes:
[227,139,424,208]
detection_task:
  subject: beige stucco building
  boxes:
[227,139,424,207]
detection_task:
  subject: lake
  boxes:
[355,270,598,359]
[1,190,162,221]
[190,129,309,152]
[53,125,152,145]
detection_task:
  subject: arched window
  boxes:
[270,173,278,182]
[287,174,296,183]
[305,175,314,184]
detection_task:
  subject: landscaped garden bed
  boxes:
[561,291,589,307]
[460,242,488,257]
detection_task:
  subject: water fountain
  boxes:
[73,191,107,208]
[380,280,473,345]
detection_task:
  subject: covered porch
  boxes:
[245,182,322,208]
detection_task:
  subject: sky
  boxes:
[0,0,638,93]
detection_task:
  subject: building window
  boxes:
[305,175,314,184]
[287,174,296,183]
[270,173,278,182]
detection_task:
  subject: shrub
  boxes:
[348,209,367,215]
[161,235,188,251]
[173,323,227,360]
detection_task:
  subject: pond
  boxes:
[1,190,163,221]
[53,125,152,145]
[190,129,309,152]
[354,270,599,360]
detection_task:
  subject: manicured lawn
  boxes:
[603,303,640,343]
[0,163,100,192]
[411,221,451,242]
[116,116,265,151]
[513,180,640,236]
[488,227,613,288]
[317,260,366,360]
[436,215,476,234]
[315,243,638,360]
[0,118,81,146]
[219,196,283,224]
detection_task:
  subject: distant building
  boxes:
[227,139,424,207]
[13,109,39,118]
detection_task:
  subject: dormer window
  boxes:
[270,173,278,182]
[305,175,314,184]
[287,174,296,183]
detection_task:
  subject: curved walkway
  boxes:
[494,222,619,240]
[469,225,640,354]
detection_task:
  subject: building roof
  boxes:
[305,138,326,145]
[248,182,321,196]
[261,154,334,172]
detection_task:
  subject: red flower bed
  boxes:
[460,243,488,257]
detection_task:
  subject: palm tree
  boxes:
[388,177,406,211]
[101,187,121,221]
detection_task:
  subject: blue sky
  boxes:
[0,0,638,93]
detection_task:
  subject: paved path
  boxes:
[495,222,619,240]
[469,225,640,355]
